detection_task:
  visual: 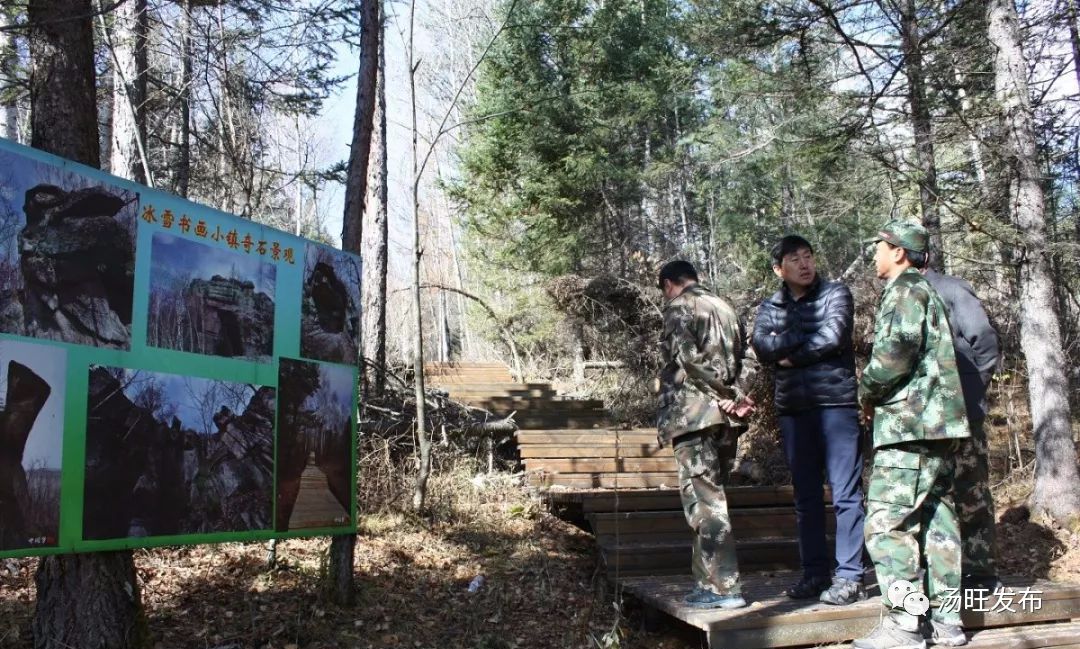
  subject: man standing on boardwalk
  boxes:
[923,263,1001,592]
[657,260,758,610]
[751,235,866,606]
[855,221,970,649]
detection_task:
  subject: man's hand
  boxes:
[778,358,794,368]
[718,399,738,414]
[733,397,756,418]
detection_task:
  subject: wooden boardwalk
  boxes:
[622,572,1080,648]
[288,458,349,529]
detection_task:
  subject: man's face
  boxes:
[873,240,900,279]
[660,278,681,301]
[773,247,816,290]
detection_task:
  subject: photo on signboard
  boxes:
[82,365,275,540]
[0,338,64,551]
[300,244,361,365]
[147,232,277,362]
[275,358,354,532]
[0,148,138,349]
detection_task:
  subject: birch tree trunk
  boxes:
[988,0,1080,524]
[108,0,149,184]
[0,7,17,141]
[29,2,148,647]
[409,0,431,512]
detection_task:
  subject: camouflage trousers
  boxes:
[672,425,741,596]
[865,440,962,626]
[955,419,997,577]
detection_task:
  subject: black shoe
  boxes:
[819,577,868,605]
[786,574,831,599]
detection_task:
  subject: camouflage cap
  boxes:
[863,220,929,253]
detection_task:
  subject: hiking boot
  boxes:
[820,577,868,606]
[853,613,926,649]
[785,574,831,599]
[921,619,967,647]
[683,587,748,610]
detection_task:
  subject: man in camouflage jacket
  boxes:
[657,260,757,610]
[855,221,971,649]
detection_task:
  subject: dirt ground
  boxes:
[3,449,1080,649]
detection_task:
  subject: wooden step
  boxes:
[622,573,1080,649]
[821,620,1080,648]
[590,508,834,542]
[573,486,827,512]
[524,457,677,473]
[600,537,811,575]
[517,430,656,444]
[514,416,609,429]
[529,472,679,488]
[469,398,606,412]
[519,444,668,459]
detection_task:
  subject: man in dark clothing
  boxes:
[923,266,1000,589]
[751,235,866,605]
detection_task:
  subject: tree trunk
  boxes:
[988,0,1080,524]
[176,0,193,198]
[0,8,18,141]
[341,0,381,254]
[365,11,390,395]
[326,533,357,605]
[328,0,380,605]
[363,1,389,397]
[29,1,147,647]
[899,0,944,268]
[107,0,150,184]
[409,0,430,512]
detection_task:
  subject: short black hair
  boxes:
[658,260,698,289]
[770,235,814,266]
[883,242,928,269]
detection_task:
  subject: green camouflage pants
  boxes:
[865,441,962,625]
[672,425,741,595]
[955,419,997,577]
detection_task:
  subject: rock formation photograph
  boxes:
[300,244,361,365]
[82,365,275,540]
[0,152,138,349]
[275,358,354,532]
[0,339,64,551]
[147,233,276,362]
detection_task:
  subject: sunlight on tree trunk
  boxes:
[988,0,1080,525]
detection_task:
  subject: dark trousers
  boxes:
[779,407,865,582]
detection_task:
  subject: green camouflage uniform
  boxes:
[658,284,757,596]
[859,267,970,626]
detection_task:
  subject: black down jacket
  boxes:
[750,276,858,414]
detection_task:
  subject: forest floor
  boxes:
[3,458,1080,649]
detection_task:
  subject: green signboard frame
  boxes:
[0,138,359,558]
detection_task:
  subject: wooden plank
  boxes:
[517,430,656,444]
[619,572,1080,649]
[515,418,609,430]
[576,486,829,512]
[600,538,807,574]
[519,444,668,458]
[525,458,678,473]
[590,509,834,539]
[818,621,1080,649]
[530,472,679,488]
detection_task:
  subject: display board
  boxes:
[0,138,359,557]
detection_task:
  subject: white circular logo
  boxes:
[903,591,930,616]
[887,579,917,607]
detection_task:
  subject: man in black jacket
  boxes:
[751,235,866,605]
[923,266,1000,591]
